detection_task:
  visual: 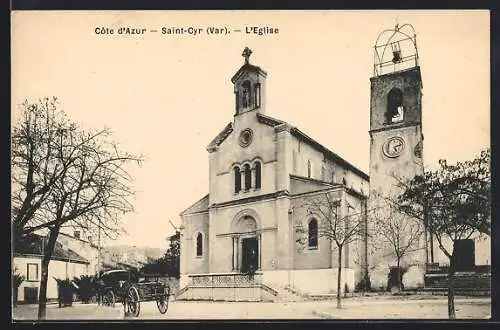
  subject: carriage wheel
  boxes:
[126,286,141,317]
[103,290,116,307]
[156,287,170,314]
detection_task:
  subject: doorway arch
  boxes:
[230,211,261,273]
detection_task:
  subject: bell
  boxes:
[392,50,402,63]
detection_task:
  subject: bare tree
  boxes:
[11,97,143,319]
[297,191,368,309]
[370,202,424,292]
[392,149,490,319]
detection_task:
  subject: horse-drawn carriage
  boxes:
[97,269,170,317]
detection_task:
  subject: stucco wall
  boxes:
[369,125,424,198]
[291,191,340,270]
[290,135,369,195]
[209,110,278,204]
[14,256,89,302]
[368,67,426,281]
[58,234,99,274]
[262,268,355,294]
[429,234,491,266]
[208,198,283,273]
[291,189,364,273]
[181,212,210,275]
[370,67,423,131]
[291,138,325,180]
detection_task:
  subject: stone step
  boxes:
[264,283,306,302]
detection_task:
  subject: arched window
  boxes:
[254,83,261,108]
[234,167,241,193]
[307,160,312,178]
[244,164,252,190]
[308,218,318,249]
[242,80,251,108]
[386,88,404,123]
[196,232,203,257]
[255,161,262,189]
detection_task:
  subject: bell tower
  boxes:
[369,24,424,195]
[231,47,267,116]
[366,24,426,284]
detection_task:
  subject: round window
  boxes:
[239,129,253,148]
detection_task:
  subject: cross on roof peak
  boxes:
[242,47,252,64]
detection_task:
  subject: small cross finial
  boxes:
[242,47,252,64]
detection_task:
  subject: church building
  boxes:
[178,47,370,300]
[177,24,490,301]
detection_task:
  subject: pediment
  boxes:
[180,194,209,216]
[207,123,234,152]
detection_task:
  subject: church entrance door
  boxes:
[241,237,259,273]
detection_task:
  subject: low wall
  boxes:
[179,286,275,302]
[175,273,277,302]
[262,268,355,294]
[179,275,189,290]
[369,264,425,291]
[144,275,180,295]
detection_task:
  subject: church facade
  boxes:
[179,47,370,296]
[178,25,490,300]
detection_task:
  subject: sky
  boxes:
[11,10,490,249]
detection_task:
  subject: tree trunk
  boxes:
[430,230,434,263]
[447,251,457,319]
[397,257,402,292]
[37,227,59,319]
[13,286,19,307]
[336,247,343,309]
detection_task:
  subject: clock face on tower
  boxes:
[383,136,405,158]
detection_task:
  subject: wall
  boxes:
[262,268,355,294]
[291,189,363,275]
[429,234,491,266]
[369,67,423,131]
[343,189,369,285]
[208,198,282,273]
[291,137,325,180]
[291,191,340,270]
[14,256,41,302]
[290,134,369,195]
[58,233,99,274]
[209,110,278,204]
[368,67,426,284]
[181,212,210,275]
[14,256,89,302]
[369,124,424,198]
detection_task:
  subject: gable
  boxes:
[214,112,277,170]
[180,194,210,216]
[231,63,267,84]
[207,123,234,152]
